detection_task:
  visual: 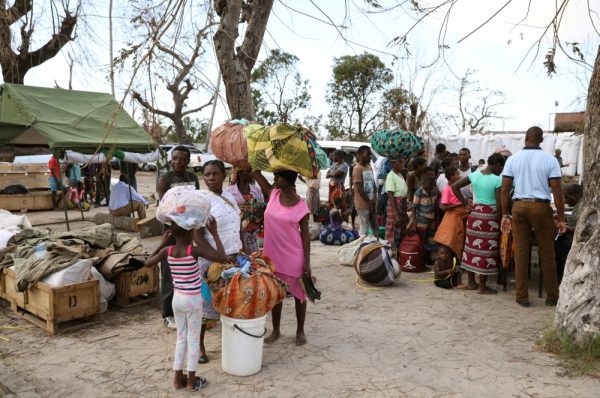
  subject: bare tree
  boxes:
[118,2,215,144]
[213,0,274,119]
[0,0,80,84]
[452,69,506,133]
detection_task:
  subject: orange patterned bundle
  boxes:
[212,252,287,319]
[500,231,513,269]
[209,120,253,168]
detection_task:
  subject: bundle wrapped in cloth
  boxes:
[209,119,253,168]
[370,129,423,158]
[245,123,327,178]
[211,252,287,319]
[156,186,211,230]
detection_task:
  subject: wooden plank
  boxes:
[0,163,50,173]
[137,216,162,238]
[0,191,55,211]
[0,172,51,190]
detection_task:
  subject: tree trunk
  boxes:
[213,0,274,120]
[555,45,600,340]
[173,116,191,145]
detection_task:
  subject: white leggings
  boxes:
[172,291,203,372]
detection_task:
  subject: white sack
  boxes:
[42,259,94,287]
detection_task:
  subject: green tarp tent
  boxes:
[0,83,155,152]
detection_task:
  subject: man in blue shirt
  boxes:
[500,126,566,307]
[109,174,148,219]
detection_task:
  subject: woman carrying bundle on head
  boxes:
[252,168,312,346]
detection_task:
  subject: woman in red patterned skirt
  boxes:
[384,158,409,255]
[451,153,506,294]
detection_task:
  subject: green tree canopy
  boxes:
[326,53,393,140]
[251,49,312,125]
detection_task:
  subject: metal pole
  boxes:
[56,154,70,231]
[204,70,222,152]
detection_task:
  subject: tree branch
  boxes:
[5,0,32,25]
[24,12,77,69]
[182,99,213,116]
[132,91,174,119]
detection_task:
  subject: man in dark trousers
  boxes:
[500,126,566,307]
[156,146,200,329]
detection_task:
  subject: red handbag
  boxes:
[399,232,425,273]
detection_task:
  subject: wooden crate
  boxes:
[0,163,52,190]
[0,191,56,212]
[113,265,159,307]
[0,268,6,300]
[3,268,99,334]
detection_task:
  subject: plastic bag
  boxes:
[91,266,115,313]
[156,186,212,230]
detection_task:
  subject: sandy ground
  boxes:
[1,172,598,397]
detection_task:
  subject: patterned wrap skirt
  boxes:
[385,196,408,250]
[328,181,346,210]
[461,204,501,275]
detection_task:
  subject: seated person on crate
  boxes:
[409,175,437,259]
[433,245,461,289]
[109,174,148,219]
[554,183,583,285]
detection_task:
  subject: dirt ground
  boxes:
[1,172,598,397]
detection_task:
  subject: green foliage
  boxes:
[536,327,600,377]
[325,53,393,140]
[251,49,313,126]
[380,87,418,128]
[166,117,209,144]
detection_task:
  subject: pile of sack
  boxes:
[370,129,423,159]
[207,252,287,319]
[210,121,328,178]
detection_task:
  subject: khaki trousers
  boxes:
[512,201,559,302]
[109,201,146,219]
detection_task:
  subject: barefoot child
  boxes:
[145,187,228,391]
[433,245,460,289]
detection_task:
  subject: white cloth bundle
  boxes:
[156,186,212,230]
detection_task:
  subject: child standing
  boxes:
[145,187,228,391]
[410,175,437,262]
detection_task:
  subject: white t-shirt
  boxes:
[204,191,242,255]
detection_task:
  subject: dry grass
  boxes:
[536,328,600,377]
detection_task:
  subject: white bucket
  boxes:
[220,314,268,376]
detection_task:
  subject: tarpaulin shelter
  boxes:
[0,83,157,230]
[0,83,155,153]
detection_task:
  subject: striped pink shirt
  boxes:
[168,245,201,295]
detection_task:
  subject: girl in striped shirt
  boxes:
[145,218,227,391]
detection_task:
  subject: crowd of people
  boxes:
[66,130,581,392]
[316,127,581,306]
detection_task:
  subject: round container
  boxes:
[220,314,268,376]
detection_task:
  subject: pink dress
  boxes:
[263,188,310,302]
